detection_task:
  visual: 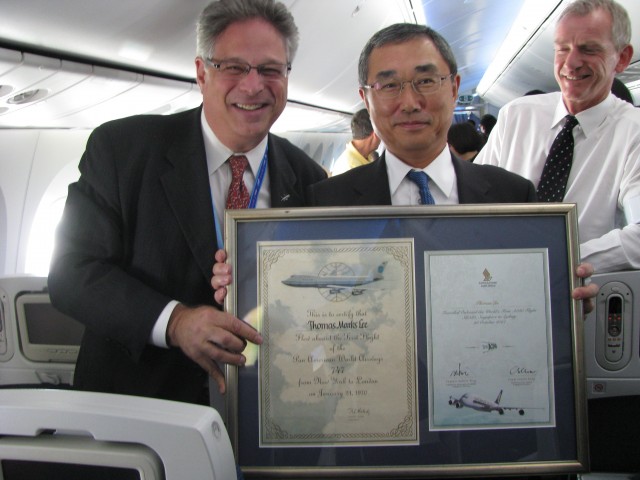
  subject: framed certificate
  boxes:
[224,204,588,478]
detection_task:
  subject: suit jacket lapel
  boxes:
[267,134,306,207]
[452,155,491,204]
[161,108,217,282]
[349,155,393,205]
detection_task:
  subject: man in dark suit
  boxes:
[48,0,326,405]
[308,23,535,207]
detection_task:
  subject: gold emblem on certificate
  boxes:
[257,239,418,447]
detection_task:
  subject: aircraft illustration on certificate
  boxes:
[448,390,527,416]
[281,261,387,301]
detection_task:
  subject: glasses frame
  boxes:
[204,58,291,79]
[362,73,454,98]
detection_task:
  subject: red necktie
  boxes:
[226,155,250,209]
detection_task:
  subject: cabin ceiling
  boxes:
[0,0,638,130]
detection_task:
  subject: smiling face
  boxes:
[196,18,288,152]
[554,8,632,114]
[359,37,459,169]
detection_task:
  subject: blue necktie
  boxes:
[407,170,435,205]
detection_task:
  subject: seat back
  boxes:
[0,275,82,387]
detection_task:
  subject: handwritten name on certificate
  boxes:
[257,239,418,447]
[425,249,555,431]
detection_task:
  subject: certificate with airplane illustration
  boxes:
[425,249,555,431]
[256,238,418,447]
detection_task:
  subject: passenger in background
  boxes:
[330,108,381,176]
[479,113,497,139]
[476,0,640,273]
[48,0,326,406]
[447,121,485,161]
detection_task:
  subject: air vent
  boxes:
[0,85,13,98]
[7,89,49,105]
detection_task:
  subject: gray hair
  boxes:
[358,23,458,86]
[558,0,631,51]
[196,0,299,62]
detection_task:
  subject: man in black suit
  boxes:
[48,0,326,405]
[308,23,535,206]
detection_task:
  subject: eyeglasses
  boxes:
[204,58,291,79]
[362,74,453,98]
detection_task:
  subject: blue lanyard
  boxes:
[213,145,269,248]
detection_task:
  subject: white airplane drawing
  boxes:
[448,390,526,416]
[282,261,387,295]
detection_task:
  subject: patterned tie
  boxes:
[407,170,435,205]
[226,155,250,209]
[536,115,579,202]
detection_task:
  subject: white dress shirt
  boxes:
[150,112,272,347]
[386,145,459,206]
[476,92,640,273]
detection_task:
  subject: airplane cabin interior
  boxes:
[1,0,639,478]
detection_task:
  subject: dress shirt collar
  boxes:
[554,93,615,139]
[200,110,269,176]
[386,145,456,200]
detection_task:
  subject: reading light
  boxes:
[0,84,13,97]
[7,88,48,104]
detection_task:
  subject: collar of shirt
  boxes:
[200,110,271,231]
[200,110,269,177]
[386,146,458,205]
[553,93,614,140]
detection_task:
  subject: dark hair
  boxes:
[480,114,497,136]
[447,122,485,154]
[611,77,634,104]
[524,89,546,96]
[358,23,457,86]
[351,109,374,140]
[558,0,631,51]
[197,0,299,61]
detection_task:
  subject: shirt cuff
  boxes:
[624,194,640,224]
[150,300,179,348]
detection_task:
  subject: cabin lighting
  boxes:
[476,0,560,97]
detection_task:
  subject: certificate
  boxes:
[426,249,555,430]
[256,239,418,446]
[225,204,588,478]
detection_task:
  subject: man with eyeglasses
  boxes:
[48,0,326,409]
[302,25,510,201]
[308,23,539,208]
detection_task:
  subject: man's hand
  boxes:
[573,263,599,314]
[166,302,262,394]
[211,249,232,305]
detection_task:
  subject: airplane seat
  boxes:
[0,275,83,388]
[583,269,640,475]
[0,388,236,480]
